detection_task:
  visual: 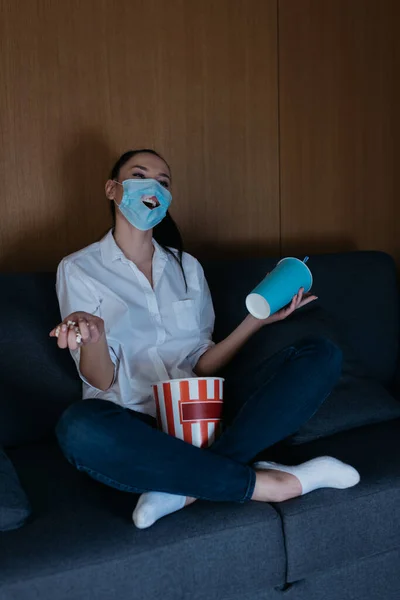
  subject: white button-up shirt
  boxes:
[56,230,215,416]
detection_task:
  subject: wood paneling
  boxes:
[2,0,397,270]
[0,0,279,270]
[279,0,399,259]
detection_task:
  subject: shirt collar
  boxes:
[100,230,125,265]
[100,229,168,268]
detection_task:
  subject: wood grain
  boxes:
[0,0,279,270]
[279,0,399,259]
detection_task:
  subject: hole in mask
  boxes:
[142,195,160,210]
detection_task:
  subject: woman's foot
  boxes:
[252,468,302,502]
[132,456,360,528]
[252,456,360,501]
[133,492,196,529]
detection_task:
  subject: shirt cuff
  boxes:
[70,346,119,392]
[188,340,215,371]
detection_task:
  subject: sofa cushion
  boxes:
[221,301,366,378]
[217,300,400,443]
[282,548,400,600]
[288,376,400,444]
[0,274,81,447]
[203,250,399,385]
[1,441,286,600]
[0,447,31,531]
[267,418,400,583]
[282,547,400,600]
[264,304,400,441]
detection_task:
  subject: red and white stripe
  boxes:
[153,377,224,448]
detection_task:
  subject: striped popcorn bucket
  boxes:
[152,377,224,448]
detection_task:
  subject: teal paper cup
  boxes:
[245,257,313,319]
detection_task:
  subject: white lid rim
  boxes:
[246,293,271,320]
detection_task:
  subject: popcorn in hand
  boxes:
[55,320,82,344]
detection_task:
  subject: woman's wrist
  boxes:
[80,333,114,390]
[244,313,265,333]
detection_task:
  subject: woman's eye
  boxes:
[132,172,145,179]
[159,181,169,189]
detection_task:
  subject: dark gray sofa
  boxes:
[1,251,400,600]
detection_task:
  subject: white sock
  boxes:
[132,492,186,529]
[253,456,360,495]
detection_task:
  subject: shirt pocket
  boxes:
[172,299,198,332]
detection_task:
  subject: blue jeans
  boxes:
[56,337,342,503]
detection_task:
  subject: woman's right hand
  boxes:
[49,312,105,351]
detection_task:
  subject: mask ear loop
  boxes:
[111,180,123,209]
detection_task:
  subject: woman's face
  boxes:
[105,152,171,206]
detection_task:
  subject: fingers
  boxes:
[57,324,69,349]
[67,325,79,351]
[298,294,318,308]
[278,288,316,321]
[293,287,318,309]
[77,318,90,343]
[50,312,103,350]
[296,287,304,305]
[291,290,318,311]
[51,319,88,349]
[49,323,63,337]
[290,288,304,310]
[285,295,297,316]
[88,321,101,343]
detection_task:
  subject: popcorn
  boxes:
[55,320,82,344]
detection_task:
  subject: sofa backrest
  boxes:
[0,251,398,447]
[0,274,81,447]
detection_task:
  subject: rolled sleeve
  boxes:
[70,344,119,393]
[56,259,118,390]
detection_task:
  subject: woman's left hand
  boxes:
[260,287,318,326]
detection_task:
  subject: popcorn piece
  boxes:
[55,320,82,344]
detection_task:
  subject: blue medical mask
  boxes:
[114,178,172,231]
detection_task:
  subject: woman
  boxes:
[51,149,359,529]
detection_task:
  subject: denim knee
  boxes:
[55,401,98,466]
[301,335,343,377]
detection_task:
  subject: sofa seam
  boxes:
[274,500,290,591]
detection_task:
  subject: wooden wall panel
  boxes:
[279,0,399,259]
[0,0,279,270]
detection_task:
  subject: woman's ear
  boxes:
[105,179,117,201]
